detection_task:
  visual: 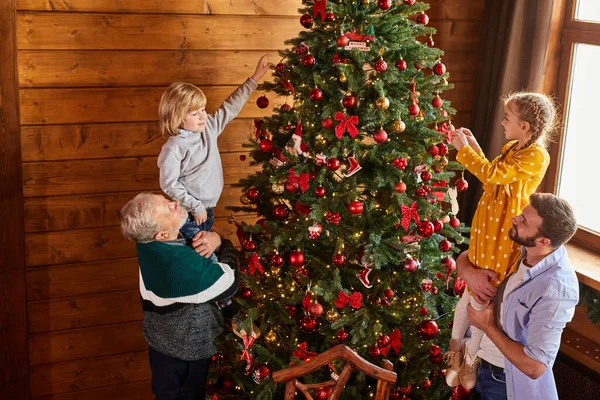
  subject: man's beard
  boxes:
[509,225,540,247]
[177,209,189,230]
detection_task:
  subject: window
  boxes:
[549,0,600,252]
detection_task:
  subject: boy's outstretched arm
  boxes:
[251,54,273,82]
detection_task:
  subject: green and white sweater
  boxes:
[137,238,240,361]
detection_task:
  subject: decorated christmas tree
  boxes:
[209,1,470,399]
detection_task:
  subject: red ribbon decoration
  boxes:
[287,168,310,193]
[400,201,420,231]
[380,329,402,357]
[334,111,359,139]
[282,79,295,93]
[293,342,318,361]
[334,290,363,309]
[241,333,256,373]
[313,0,327,21]
[247,252,264,276]
[295,200,312,216]
[437,122,453,143]
[432,180,446,201]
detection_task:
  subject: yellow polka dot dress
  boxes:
[456,141,550,282]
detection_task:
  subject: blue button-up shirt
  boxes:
[500,245,579,400]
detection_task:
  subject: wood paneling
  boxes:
[32,380,153,400]
[22,153,256,197]
[1,0,29,398]
[26,258,139,300]
[20,86,283,125]
[17,13,300,51]
[29,350,151,397]
[21,119,253,162]
[17,0,302,15]
[28,290,142,334]
[29,321,145,366]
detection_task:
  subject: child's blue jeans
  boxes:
[180,208,217,264]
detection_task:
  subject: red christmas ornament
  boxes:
[316,387,332,400]
[243,240,257,252]
[326,158,340,171]
[295,43,308,55]
[336,34,349,47]
[408,103,420,116]
[272,204,289,220]
[429,344,443,364]
[374,59,388,72]
[418,320,439,340]
[280,103,291,112]
[286,305,297,316]
[452,385,471,400]
[325,12,336,22]
[423,378,432,389]
[456,178,469,192]
[419,306,429,316]
[239,154,246,161]
[285,181,298,193]
[276,62,286,73]
[294,267,310,285]
[373,128,388,143]
[348,200,364,215]
[308,223,322,240]
[378,0,392,10]
[314,186,326,197]
[432,286,439,295]
[256,95,269,109]
[309,87,323,101]
[342,94,356,108]
[270,253,284,266]
[439,239,452,252]
[392,157,408,170]
[432,96,443,108]
[404,0,416,5]
[300,14,314,28]
[309,302,324,317]
[336,328,349,343]
[302,54,316,67]
[428,145,439,156]
[332,253,346,267]
[442,257,456,272]
[433,61,447,76]
[416,13,429,25]
[326,211,341,225]
[299,316,320,334]
[321,117,333,129]
[246,188,259,202]
[259,138,273,152]
[289,250,305,267]
[377,334,391,348]
[252,364,272,384]
[437,143,448,155]
[240,287,252,300]
[404,258,418,273]
[421,171,432,182]
[449,216,460,228]
[396,59,407,71]
[395,181,407,193]
[427,36,435,47]
[433,219,443,233]
[417,220,435,238]
[384,288,394,299]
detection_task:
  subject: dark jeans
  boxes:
[148,346,211,400]
[472,360,508,400]
[180,209,217,263]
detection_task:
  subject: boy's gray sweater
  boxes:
[158,78,258,215]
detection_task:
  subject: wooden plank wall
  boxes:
[14,0,485,398]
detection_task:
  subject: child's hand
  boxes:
[194,210,208,226]
[450,129,469,150]
[458,128,481,152]
[251,54,273,82]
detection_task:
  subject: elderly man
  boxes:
[457,193,579,400]
[120,192,240,400]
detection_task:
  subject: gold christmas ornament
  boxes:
[270,265,281,276]
[293,100,303,109]
[265,330,277,343]
[376,96,390,110]
[441,78,449,85]
[439,156,449,166]
[416,114,424,122]
[362,0,371,4]
[391,119,406,133]
[339,72,347,83]
[326,310,340,322]
[272,182,285,194]
[240,194,252,205]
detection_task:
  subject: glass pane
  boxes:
[557,43,600,234]
[575,0,600,23]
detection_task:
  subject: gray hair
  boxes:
[120,193,159,243]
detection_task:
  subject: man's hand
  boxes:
[251,54,273,82]
[456,251,498,303]
[467,303,495,333]
[193,210,208,226]
[191,231,221,257]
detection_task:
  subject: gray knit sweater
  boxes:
[157,78,258,215]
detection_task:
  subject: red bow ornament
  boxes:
[400,201,420,231]
[334,111,359,139]
[287,168,310,193]
[313,0,327,21]
[293,342,318,361]
[247,252,264,277]
[334,290,363,309]
[380,329,402,357]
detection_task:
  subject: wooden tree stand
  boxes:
[272,344,398,400]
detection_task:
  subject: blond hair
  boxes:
[499,92,559,159]
[158,82,207,138]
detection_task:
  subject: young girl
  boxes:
[157,54,272,252]
[445,92,557,389]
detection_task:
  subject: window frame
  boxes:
[545,0,600,253]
